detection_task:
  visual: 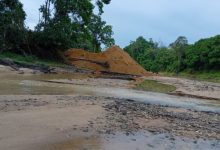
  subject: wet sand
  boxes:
[0,95,105,150]
[0,65,220,150]
[145,76,220,100]
[0,95,220,150]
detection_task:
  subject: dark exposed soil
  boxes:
[45,96,220,140]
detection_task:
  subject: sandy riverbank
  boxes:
[0,95,219,150]
[144,76,220,100]
[1,63,220,100]
[0,64,220,150]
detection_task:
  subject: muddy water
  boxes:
[0,73,89,95]
[51,131,220,150]
[77,86,220,113]
[0,73,220,113]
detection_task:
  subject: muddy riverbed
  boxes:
[0,66,220,150]
[0,95,219,150]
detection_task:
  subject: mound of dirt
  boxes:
[64,46,150,76]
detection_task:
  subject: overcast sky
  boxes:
[20,0,220,47]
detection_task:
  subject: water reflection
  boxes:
[102,132,220,150]
[50,132,220,150]
[0,73,88,95]
[52,136,102,150]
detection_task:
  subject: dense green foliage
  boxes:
[0,0,26,54]
[0,0,114,59]
[125,35,220,73]
[161,71,220,83]
[185,35,220,70]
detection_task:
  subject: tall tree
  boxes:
[88,14,114,52]
[0,0,26,53]
[37,0,54,29]
[124,36,153,62]
[169,36,188,72]
[35,0,114,56]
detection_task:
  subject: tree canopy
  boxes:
[125,35,220,73]
[185,35,220,70]
[0,0,26,54]
[0,0,114,59]
[33,0,114,58]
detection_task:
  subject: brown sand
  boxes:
[64,46,150,76]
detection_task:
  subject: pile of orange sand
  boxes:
[64,46,150,76]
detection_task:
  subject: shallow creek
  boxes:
[50,131,219,150]
[0,73,219,113]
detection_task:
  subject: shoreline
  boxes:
[143,76,220,100]
[1,58,220,101]
[0,64,220,149]
[0,95,219,150]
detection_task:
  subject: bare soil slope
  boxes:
[64,46,150,76]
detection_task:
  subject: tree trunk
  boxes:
[44,0,52,25]
[44,0,48,25]
[0,30,7,53]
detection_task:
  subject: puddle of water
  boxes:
[0,73,220,113]
[51,131,220,150]
[85,86,220,113]
[0,73,89,95]
[52,136,102,150]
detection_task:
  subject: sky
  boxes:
[20,0,220,47]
